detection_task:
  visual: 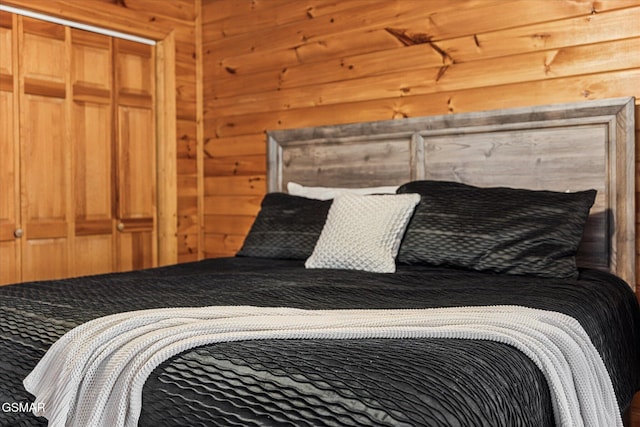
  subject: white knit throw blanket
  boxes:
[23,305,622,427]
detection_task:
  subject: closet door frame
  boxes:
[0,12,21,285]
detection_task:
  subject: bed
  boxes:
[1,97,639,427]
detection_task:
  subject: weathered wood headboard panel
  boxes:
[267,97,636,288]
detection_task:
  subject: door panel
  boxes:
[116,106,156,272]
[72,29,115,275]
[117,230,154,272]
[74,103,113,220]
[21,19,65,84]
[117,40,153,98]
[22,96,67,222]
[115,39,156,272]
[0,242,19,285]
[21,95,70,281]
[0,13,12,76]
[75,235,113,277]
[118,107,155,219]
[19,17,71,282]
[72,30,111,93]
[22,238,67,282]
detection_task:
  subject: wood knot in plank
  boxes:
[531,33,551,41]
[529,33,551,48]
[386,27,453,65]
[543,50,559,75]
[385,28,432,46]
[340,59,354,70]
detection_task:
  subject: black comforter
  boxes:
[1,257,639,426]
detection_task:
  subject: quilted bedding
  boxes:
[1,257,639,426]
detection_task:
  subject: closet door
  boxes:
[19,18,71,282]
[114,39,157,272]
[72,29,116,276]
[0,14,157,284]
[0,12,20,285]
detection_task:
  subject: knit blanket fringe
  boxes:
[23,305,622,427]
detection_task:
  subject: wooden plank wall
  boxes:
[201,0,640,282]
[7,0,640,287]
[3,0,203,264]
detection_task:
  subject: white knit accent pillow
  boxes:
[305,193,420,273]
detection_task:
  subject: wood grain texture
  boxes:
[202,0,640,294]
[207,7,640,100]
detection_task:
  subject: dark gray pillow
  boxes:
[396,180,596,278]
[237,193,331,260]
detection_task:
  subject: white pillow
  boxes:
[287,181,399,200]
[305,193,420,273]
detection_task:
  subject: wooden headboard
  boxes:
[267,97,636,288]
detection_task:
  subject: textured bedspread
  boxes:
[1,257,639,426]
[25,306,621,427]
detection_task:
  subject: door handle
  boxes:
[14,228,23,238]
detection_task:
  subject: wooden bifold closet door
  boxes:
[0,12,156,285]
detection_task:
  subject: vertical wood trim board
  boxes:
[195,0,205,260]
[156,32,178,266]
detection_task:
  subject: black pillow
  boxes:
[237,193,331,260]
[396,180,596,278]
